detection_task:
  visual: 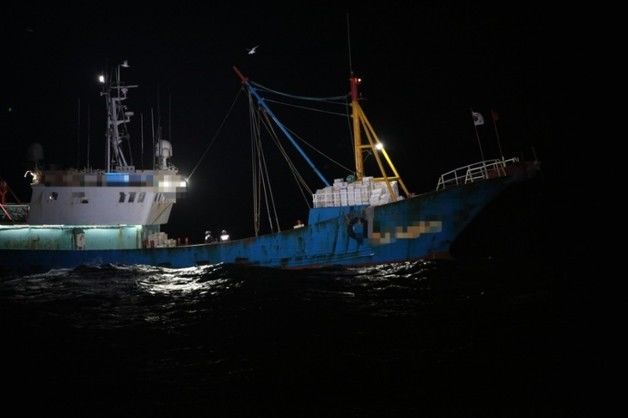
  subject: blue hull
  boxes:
[0,175,525,273]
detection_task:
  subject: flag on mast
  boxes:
[471,111,484,126]
[470,109,486,161]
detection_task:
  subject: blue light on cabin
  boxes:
[105,173,130,185]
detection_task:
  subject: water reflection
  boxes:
[136,264,229,296]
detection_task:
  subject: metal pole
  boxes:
[140,112,144,170]
[491,110,503,160]
[86,104,90,169]
[151,109,155,170]
[76,98,81,168]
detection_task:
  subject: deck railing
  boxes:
[436,157,520,191]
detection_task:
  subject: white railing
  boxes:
[436,157,520,190]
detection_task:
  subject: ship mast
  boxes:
[101,61,137,172]
[350,76,410,200]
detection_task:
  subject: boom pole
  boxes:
[233,66,330,187]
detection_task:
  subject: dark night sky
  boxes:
[1,2,581,242]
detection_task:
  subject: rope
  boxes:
[250,98,260,236]
[255,113,279,232]
[251,93,354,174]
[260,112,313,208]
[284,124,354,174]
[187,87,243,181]
[264,98,350,117]
[258,135,280,232]
[241,79,362,231]
[250,94,280,232]
[251,81,348,102]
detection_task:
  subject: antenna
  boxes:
[140,112,144,170]
[157,85,161,136]
[169,93,172,143]
[76,98,81,167]
[151,108,155,170]
[346,13,353,76]
[86,103,90,169]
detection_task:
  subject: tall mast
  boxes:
[349,76,410,199]
[102,61,137,172]
[350,76,363,179]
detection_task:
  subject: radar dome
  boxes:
[156,140,173,169]
[155,140,172,158]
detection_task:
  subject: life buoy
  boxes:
[347,216,368,243]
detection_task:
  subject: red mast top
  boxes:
[349,76,361,102]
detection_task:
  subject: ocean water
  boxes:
[0,257,586,417]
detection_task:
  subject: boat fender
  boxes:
[347,216,368,243]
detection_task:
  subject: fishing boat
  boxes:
[0,65,538,273]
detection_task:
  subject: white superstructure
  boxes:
[26,61,187,226]
[27,169,185,225]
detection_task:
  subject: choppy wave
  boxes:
[0,259,572,416]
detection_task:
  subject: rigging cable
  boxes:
[187,87,243,181]
[264,98,349,117]
[257,112,282,230]
[250,94,279,233]
[250,81,354,175]
[258,133,279,232]
[260,112,312,209]
[248,94,354,174]
[347,12,354,76]
[283,124,354,175]
[250,97,260,236]
[250,81,348,102]
[244,80,359,231]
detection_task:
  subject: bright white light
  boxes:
[220,233,230,241]
[98,74,105,83]
[159,180,187,189]
[24,170,39,183]
[375,142,384,150]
